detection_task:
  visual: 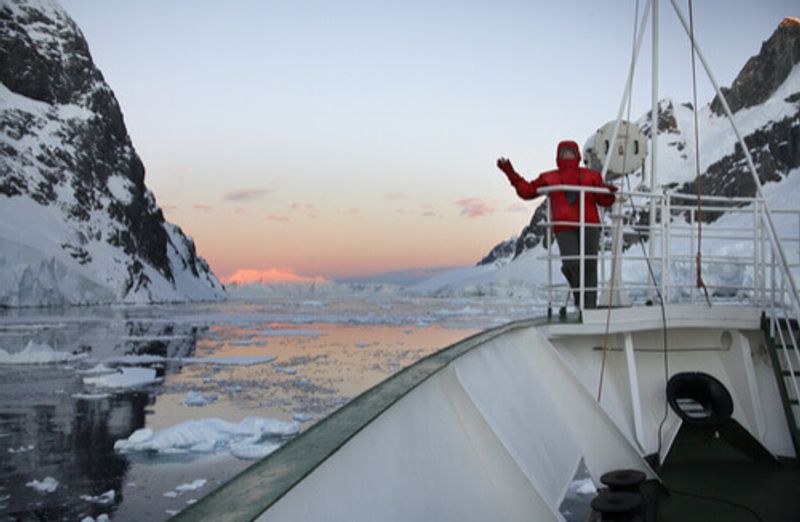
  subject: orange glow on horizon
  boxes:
[222,268,328,285]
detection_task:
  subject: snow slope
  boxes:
[0,0,226,306]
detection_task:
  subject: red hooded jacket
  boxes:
[505,140,615,233]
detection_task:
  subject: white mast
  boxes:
[649,0,659,300]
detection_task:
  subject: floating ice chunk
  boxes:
[196,356,276,366]
[8,445,34,453]
[83,367,160,389]
[230,339,258,346]
[354,342,370,349]
[230,442,280,460]
[570,478,597,495]
[72,393,111,400]
[80,515,109,522]
[175,479,207,492]
[185,391,217,407]
[121,334,191,342]
[0,341,86,364]
[293,412,313,423]
[76,364,116,375]
[164,479,208,502]
[257,328,323,338]
[80,489,115,504]
[26,477,58,493]
[114,417,299,457]
[273,365,296,375]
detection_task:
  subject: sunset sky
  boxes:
[60,0,795,283]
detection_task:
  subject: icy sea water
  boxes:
[0,295,541,521]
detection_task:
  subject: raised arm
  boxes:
[496,158,545,200]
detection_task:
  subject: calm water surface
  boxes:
[0,295,539,521]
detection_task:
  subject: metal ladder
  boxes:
[763,313,800,457]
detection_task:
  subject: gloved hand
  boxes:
[605,183,619,193]
[496,158,515,178]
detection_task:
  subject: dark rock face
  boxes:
[639,99,680,137]
[477,205,551,266]
[0,1,99,106]
[677,111,800,222]
[710,18,800,116]
[0,0,224,304]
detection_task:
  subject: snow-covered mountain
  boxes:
[415,17,800,297]
[0,0,226,306]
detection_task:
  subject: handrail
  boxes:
[534,186,800,316]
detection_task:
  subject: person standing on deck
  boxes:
[497,140,617,309]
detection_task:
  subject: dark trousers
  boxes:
[556,227,600,309]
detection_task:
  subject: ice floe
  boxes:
[99,354,277,366]
[80,489,115,504]
[163,479,208,497]
[8,445,34,454]
[26,477,58,493]
[0,341,86,364]
[79,515,109,522]
[83,367,160,389]
[163,478,208,498]
[185,391,218,407]
[569,478,597,496]
[114,417,299,458]
[76,363,116,375]
[257,328,323,338]
[273,365,297,375]
[72,392,112,400]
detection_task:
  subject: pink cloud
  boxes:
[223,188,272,202]
[454,198,496,218]
[266,214,290,222]
[192,204,215,212]
[222,268,327,285]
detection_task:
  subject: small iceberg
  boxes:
[185,391,218,407]
[26,477,58,493]
[114,417,299,459]
[0,341,86,364]
[83,367,160,389]
[163,478,207,498]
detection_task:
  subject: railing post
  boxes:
[547,198,553,315]
[579,187,586,312]
[660,192,667,303]
[664,193,671,303]
[753,200,760,305]
[689,207,696,304]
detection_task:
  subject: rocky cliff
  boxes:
[0,0,226,305]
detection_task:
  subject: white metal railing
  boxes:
[538,185,800,419]
[536,185,800,318]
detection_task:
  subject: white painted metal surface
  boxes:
[259,326,654,522]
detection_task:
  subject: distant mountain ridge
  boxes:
[0,0,226,306]
[479,17,800,268]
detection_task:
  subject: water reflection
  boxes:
[0,366,150,520]
[0,320,200,520]
[0,297,523,520]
